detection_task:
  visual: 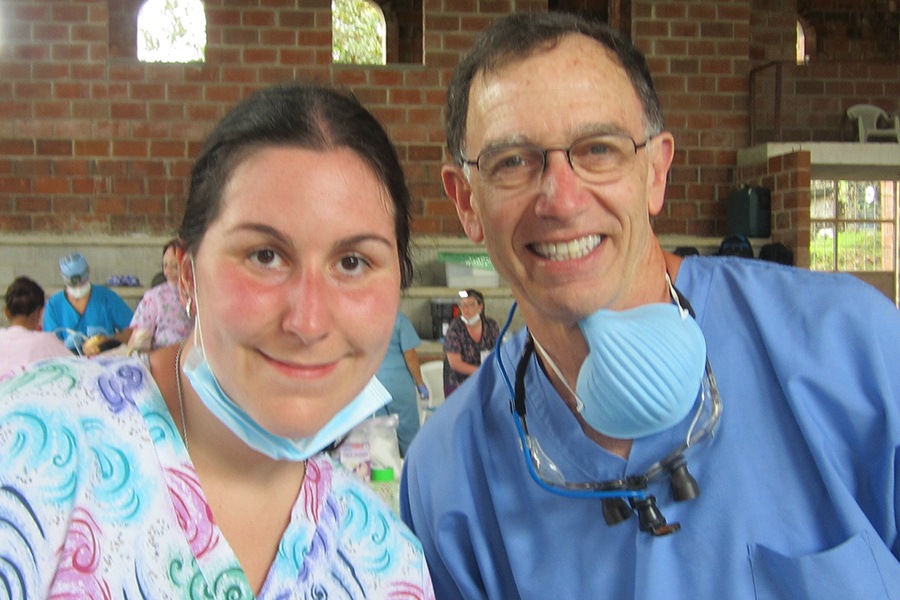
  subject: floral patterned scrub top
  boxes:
[0,355,434,598]
[129,282,193,349]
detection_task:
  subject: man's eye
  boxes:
[497,153,527,169]
[485,150,533,178]
[585,141,614,156]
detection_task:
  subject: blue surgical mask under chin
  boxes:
[182,345,391,461]
[182,260,390,461]
[572,303,707,439]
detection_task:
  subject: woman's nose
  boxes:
[281,269,331,344]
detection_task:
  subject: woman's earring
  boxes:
[185,297,193,318]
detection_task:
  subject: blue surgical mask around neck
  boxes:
[181,259,390,460]
[534,284,707,440]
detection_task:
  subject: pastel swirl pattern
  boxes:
[0,356,434,598]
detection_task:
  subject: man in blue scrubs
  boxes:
[401,12,900,599]
[44,252,134,355]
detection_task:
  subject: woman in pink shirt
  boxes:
[0,276,70,379]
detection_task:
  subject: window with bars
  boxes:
[810,179,899,272]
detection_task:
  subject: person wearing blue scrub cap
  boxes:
[400,12,900,600]
[43,251,134,355]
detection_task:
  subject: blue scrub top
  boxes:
[402,257,900,600]
[43,285,134,352]
[375,312,422,455]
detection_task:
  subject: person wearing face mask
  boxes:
[400,13,900,600]
[42,251,134,355]
[0,83,433,598]
[442,288,499,397]
[127,239,193,352]
[0,276,70,380]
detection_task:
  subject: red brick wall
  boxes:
[634,0,751,236]
[737,149,812,267]
[0,0,892,240]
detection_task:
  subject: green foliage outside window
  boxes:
[333,0,385,65]
[138,0,205,63]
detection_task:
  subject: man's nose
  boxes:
[535,150,586,217]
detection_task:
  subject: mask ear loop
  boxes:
[666,272,691,319]
[188,257,206,356]
[530,335,585,414]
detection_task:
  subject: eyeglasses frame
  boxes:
[460,132,654,189]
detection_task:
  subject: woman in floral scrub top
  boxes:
[0,83,433,598]
[129,239,193,351]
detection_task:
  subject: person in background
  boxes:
[442,288,499,397]
[375,310,429,455]
[716,233,755,258]
[0,83,433,597]
[128,238,193,352]
[759,241,794,265]
[0,276,70,380]
[150,271,167,287]
[42,251,134,355]
[401,12,900,599]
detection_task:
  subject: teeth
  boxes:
[532,235,602,261]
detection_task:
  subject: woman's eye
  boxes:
[338,254,370,275]
[250,248,283,267]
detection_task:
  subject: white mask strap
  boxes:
[530,334,584,413]
[190,257,206,355]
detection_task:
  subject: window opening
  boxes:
[137,0,206,63]
[331,0,387,65]
[810,179,898,272]
[796,20,808,64]
[333,0,386,65]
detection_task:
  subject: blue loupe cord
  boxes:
[494,302,647,501]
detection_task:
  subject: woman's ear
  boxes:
[179,251,195,307]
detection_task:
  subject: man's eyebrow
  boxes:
[478,123,632,152]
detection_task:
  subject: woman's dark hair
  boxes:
[4,276,46,318]
[179,82,414,287]
[446,12,664,165]
[463,288,485,305]
[461,288,486,315]
[162,238,182,257]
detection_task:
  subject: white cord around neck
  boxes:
[174,342,189,452]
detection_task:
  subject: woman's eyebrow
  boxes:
[228,224,394,250]
[227,223,294,247]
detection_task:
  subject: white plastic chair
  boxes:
[846,104,900,143]
[419,360,445,424]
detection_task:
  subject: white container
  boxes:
[445,261,500,288]
[439,251,500,288]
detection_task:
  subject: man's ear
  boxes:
[442,164,484,243]
[646,132,675,217]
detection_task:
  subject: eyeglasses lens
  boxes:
[477,134,638,190]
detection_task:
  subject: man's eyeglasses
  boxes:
[462,133,652,190]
